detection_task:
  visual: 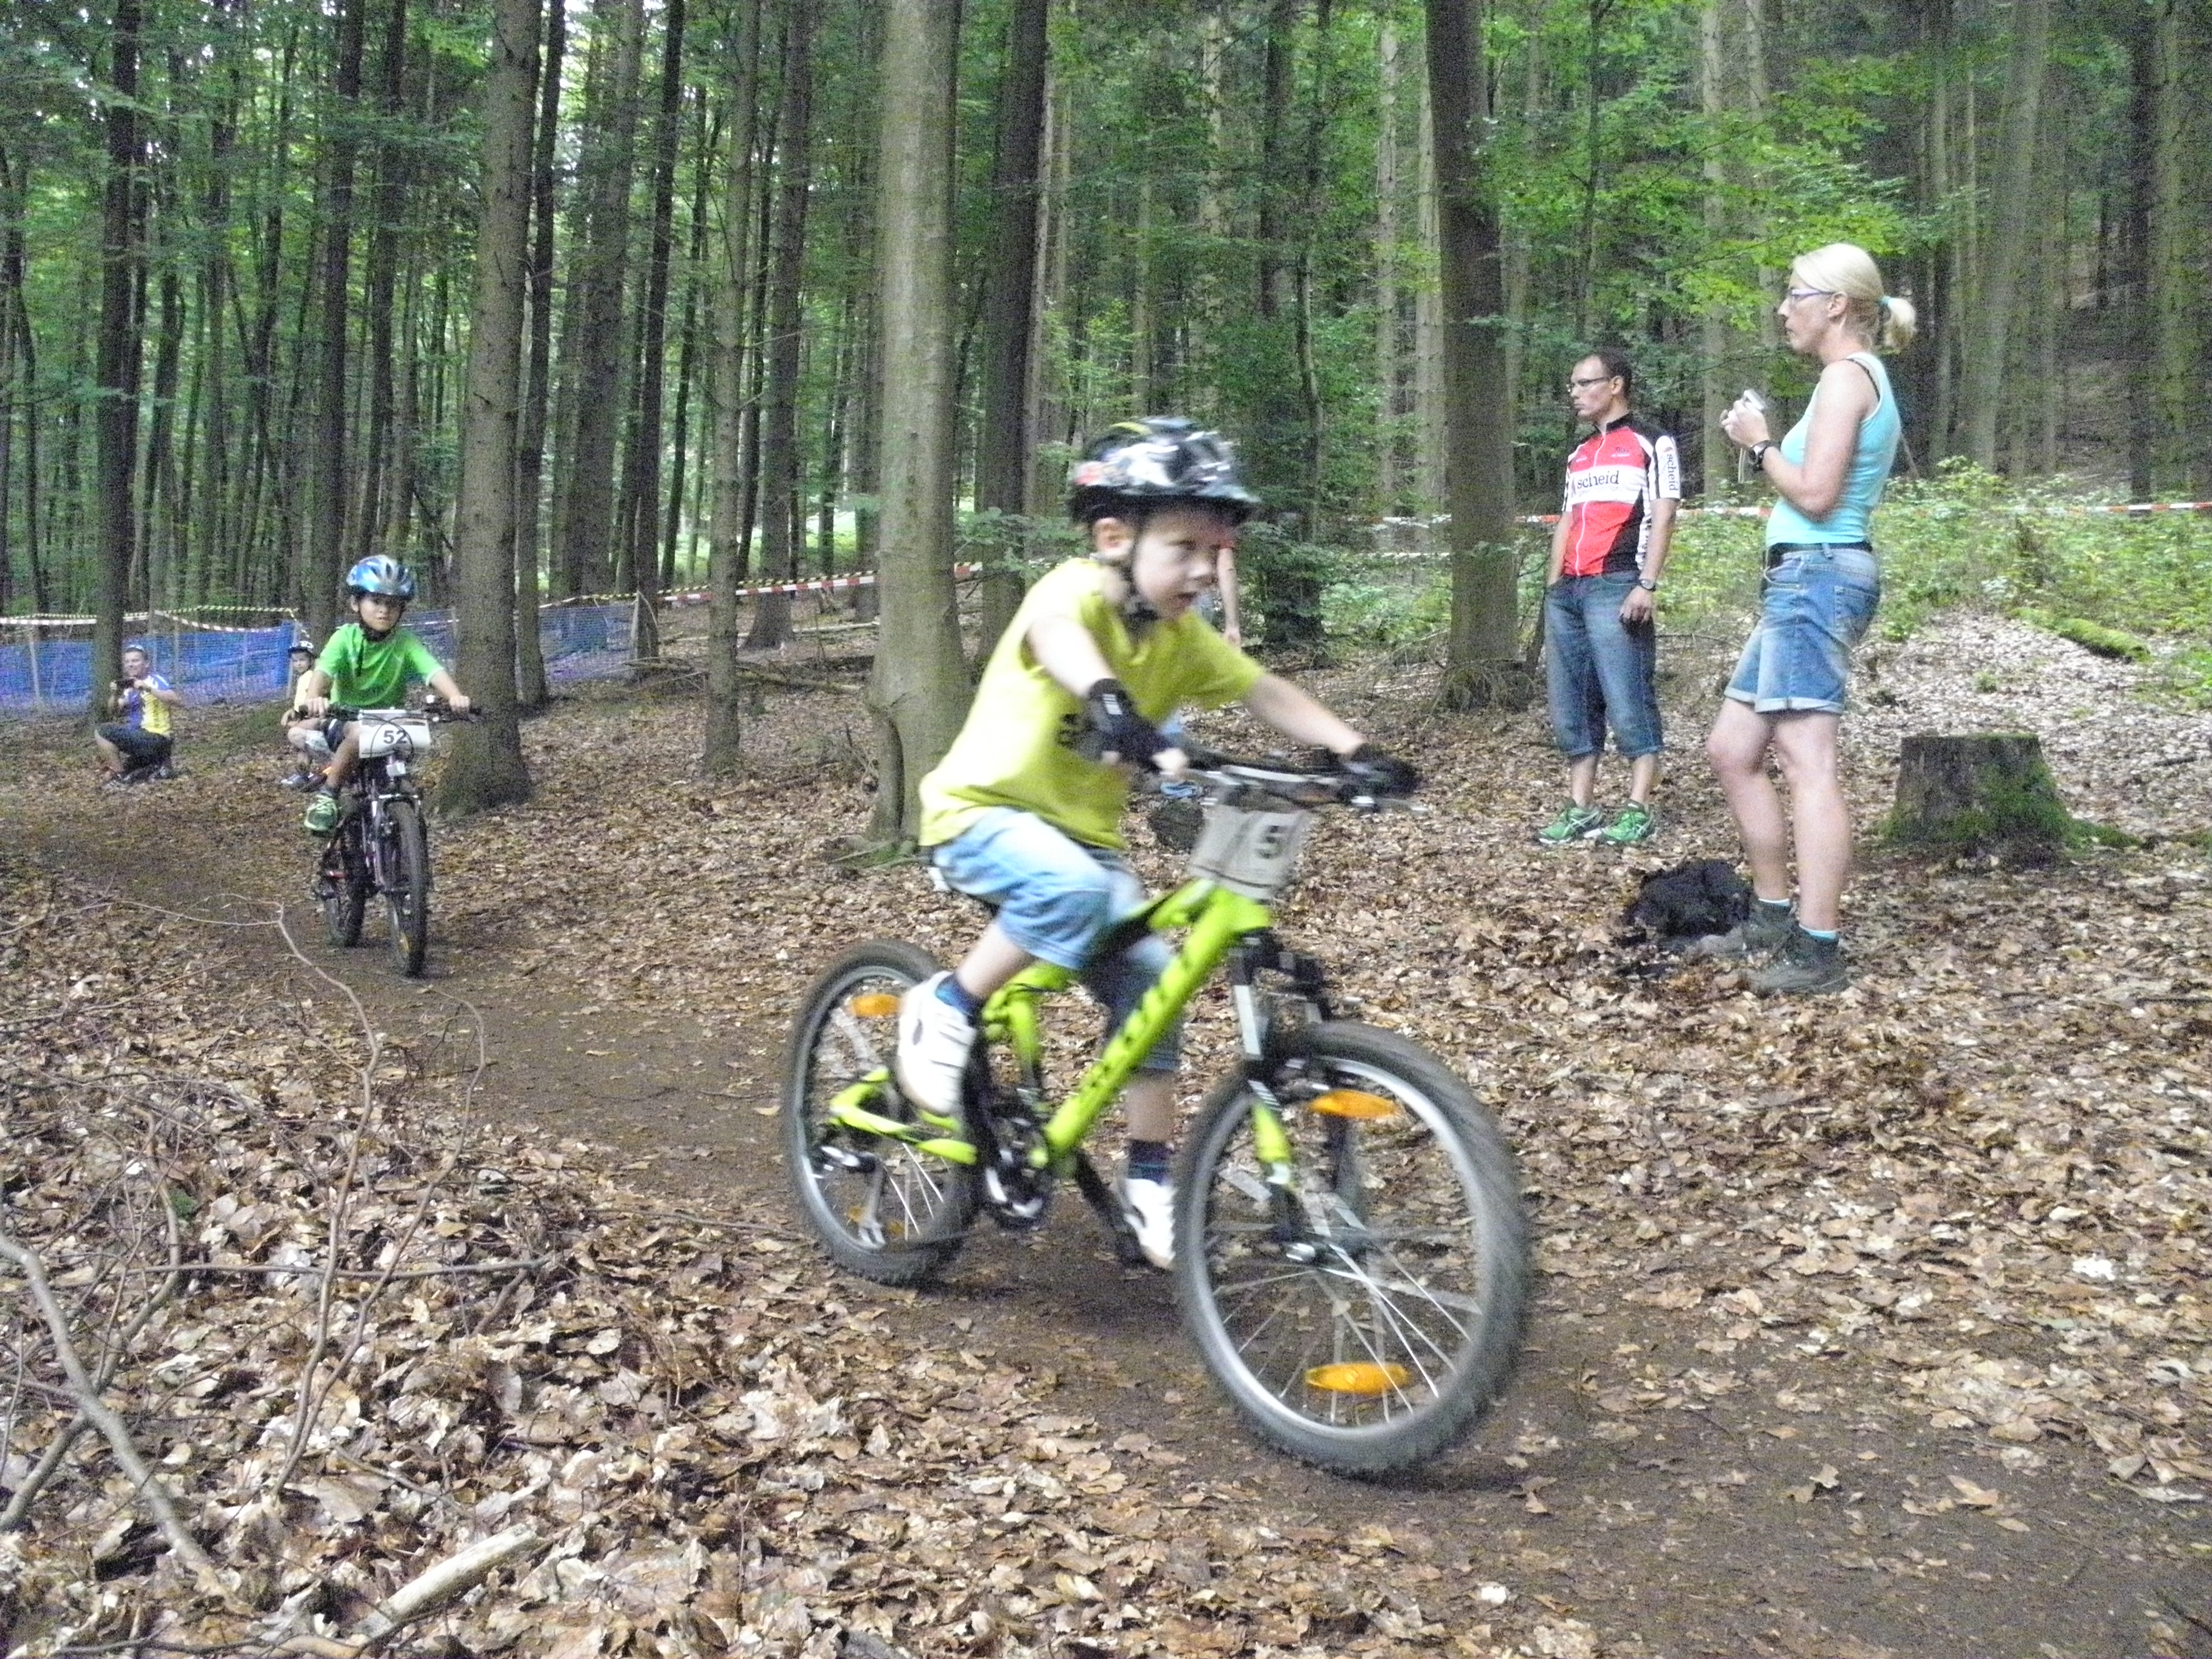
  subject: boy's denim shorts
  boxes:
[1725,545,1881,715]
[1544,573,1663,760]
[930,807,1179,1071]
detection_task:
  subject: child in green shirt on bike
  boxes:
[900,418,1416,1268]
[292,556,471,834]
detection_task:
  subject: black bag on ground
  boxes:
[1622,859,1750,943]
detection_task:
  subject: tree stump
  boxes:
[1886,733,2073,865]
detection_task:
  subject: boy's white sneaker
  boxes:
[1120,1175,1176,1270]
[895,972,975,1118]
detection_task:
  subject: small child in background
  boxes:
[280,641,328,789]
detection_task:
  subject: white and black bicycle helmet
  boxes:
[1066,416,1262,528]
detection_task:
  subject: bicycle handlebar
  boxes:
[291,701,481,724]
[1173,751,1418,812]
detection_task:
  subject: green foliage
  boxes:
[1321,565,1450,654]
[1657,465,2212,675]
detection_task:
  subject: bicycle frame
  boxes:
[829,873,1331,1187]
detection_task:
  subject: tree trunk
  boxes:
[513,0,564,707]
[618,0,686,660]
[1427,0,1522,707]
[551,0,645,599]
[91,0,145,714]
[865,0,969,847]
[441,0,538,817]
[303,0,367,644]
[1374,21,1403,520]
[2146,0,2212,492]
[973,0,1049,648]
[1413,69,1445,535]
[1886,733,2073,866]
[745,2,819,652]
[702,0,767,774]
[1959,0,2049,471]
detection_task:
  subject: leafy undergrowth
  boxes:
[2,607,2208,1657]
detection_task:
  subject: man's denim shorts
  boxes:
[1544,573,1663,760]
[930,806,1178,1071]
[1725,545,1881,715]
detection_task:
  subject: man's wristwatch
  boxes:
[1636,577,1659,591]
[1748,440,1775,467]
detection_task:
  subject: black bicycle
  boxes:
[305,702,467,977]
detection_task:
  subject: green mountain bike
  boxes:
[780,759,1530,1476]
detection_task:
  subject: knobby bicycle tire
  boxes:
[1174,1021,1530,1476]
[382,797,431,977]
[780,940,977,1287]
[320,819,368,948]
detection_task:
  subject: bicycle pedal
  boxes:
[982,1167,1050,1229]
[814,1143,878,1176]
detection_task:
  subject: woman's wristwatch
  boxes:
[1636,576,1659,591]
[1748,440,1775,467]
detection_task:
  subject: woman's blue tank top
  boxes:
[1766,352,1900,547]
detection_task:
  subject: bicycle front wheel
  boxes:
[318,823,367,948]
[1176,1021,1530,1476]
[381,798,431,977]
[780,942,977,1287]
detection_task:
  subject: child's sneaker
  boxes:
[895,972,976,1117]
[303,788,342,836]
[1120,1175,1175,1269]
[1598,802,1657,845]
[1536,803,1604,847]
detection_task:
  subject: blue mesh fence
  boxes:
[0,603,636,717]
[0,622,299,715]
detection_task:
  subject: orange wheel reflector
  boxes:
[1305,1362,1410,1396]
[848,992,901,1017]
[1312,1089,1398,1121]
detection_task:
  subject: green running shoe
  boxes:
[1536,803,1605,847]
[303,789,342,836]
[1598,802,1657,845]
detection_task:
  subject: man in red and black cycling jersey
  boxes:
[1536,348,1681,847]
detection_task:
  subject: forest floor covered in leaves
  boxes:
[2,608,2209,1658]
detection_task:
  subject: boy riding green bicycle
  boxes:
[896,418,1416,1269]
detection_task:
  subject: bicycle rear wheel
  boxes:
[381,798,431,977]
[318,822,367,948]
[1175,1021,1529,1476]
[780,942,976,1286]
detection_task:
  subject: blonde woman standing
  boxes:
[1700,243,1916,995]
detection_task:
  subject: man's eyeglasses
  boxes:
[1567,373,1617,390]
[1781,287,1835,305]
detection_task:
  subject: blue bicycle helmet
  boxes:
[345,555,416,600]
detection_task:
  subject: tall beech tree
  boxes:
[90,0,146,710]
[442,0,537,816]
[866,0,968,846]
[1427,0,1520,706]
[973,0,1050,648]
[745,1,821,651]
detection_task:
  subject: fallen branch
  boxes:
[348,1524,544,1649]
[0,1231,225,1595]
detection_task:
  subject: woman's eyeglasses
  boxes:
[1781,287,1835,305]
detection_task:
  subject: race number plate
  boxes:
[1190,805,1313,901]
[357,716,433,759]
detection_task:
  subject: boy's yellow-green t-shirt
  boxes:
[918,559,1264,850]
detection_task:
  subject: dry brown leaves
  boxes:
[0,860,1492,1658]
[2,608,2207,1657]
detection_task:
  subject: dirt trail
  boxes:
[6,683,2207,1659]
